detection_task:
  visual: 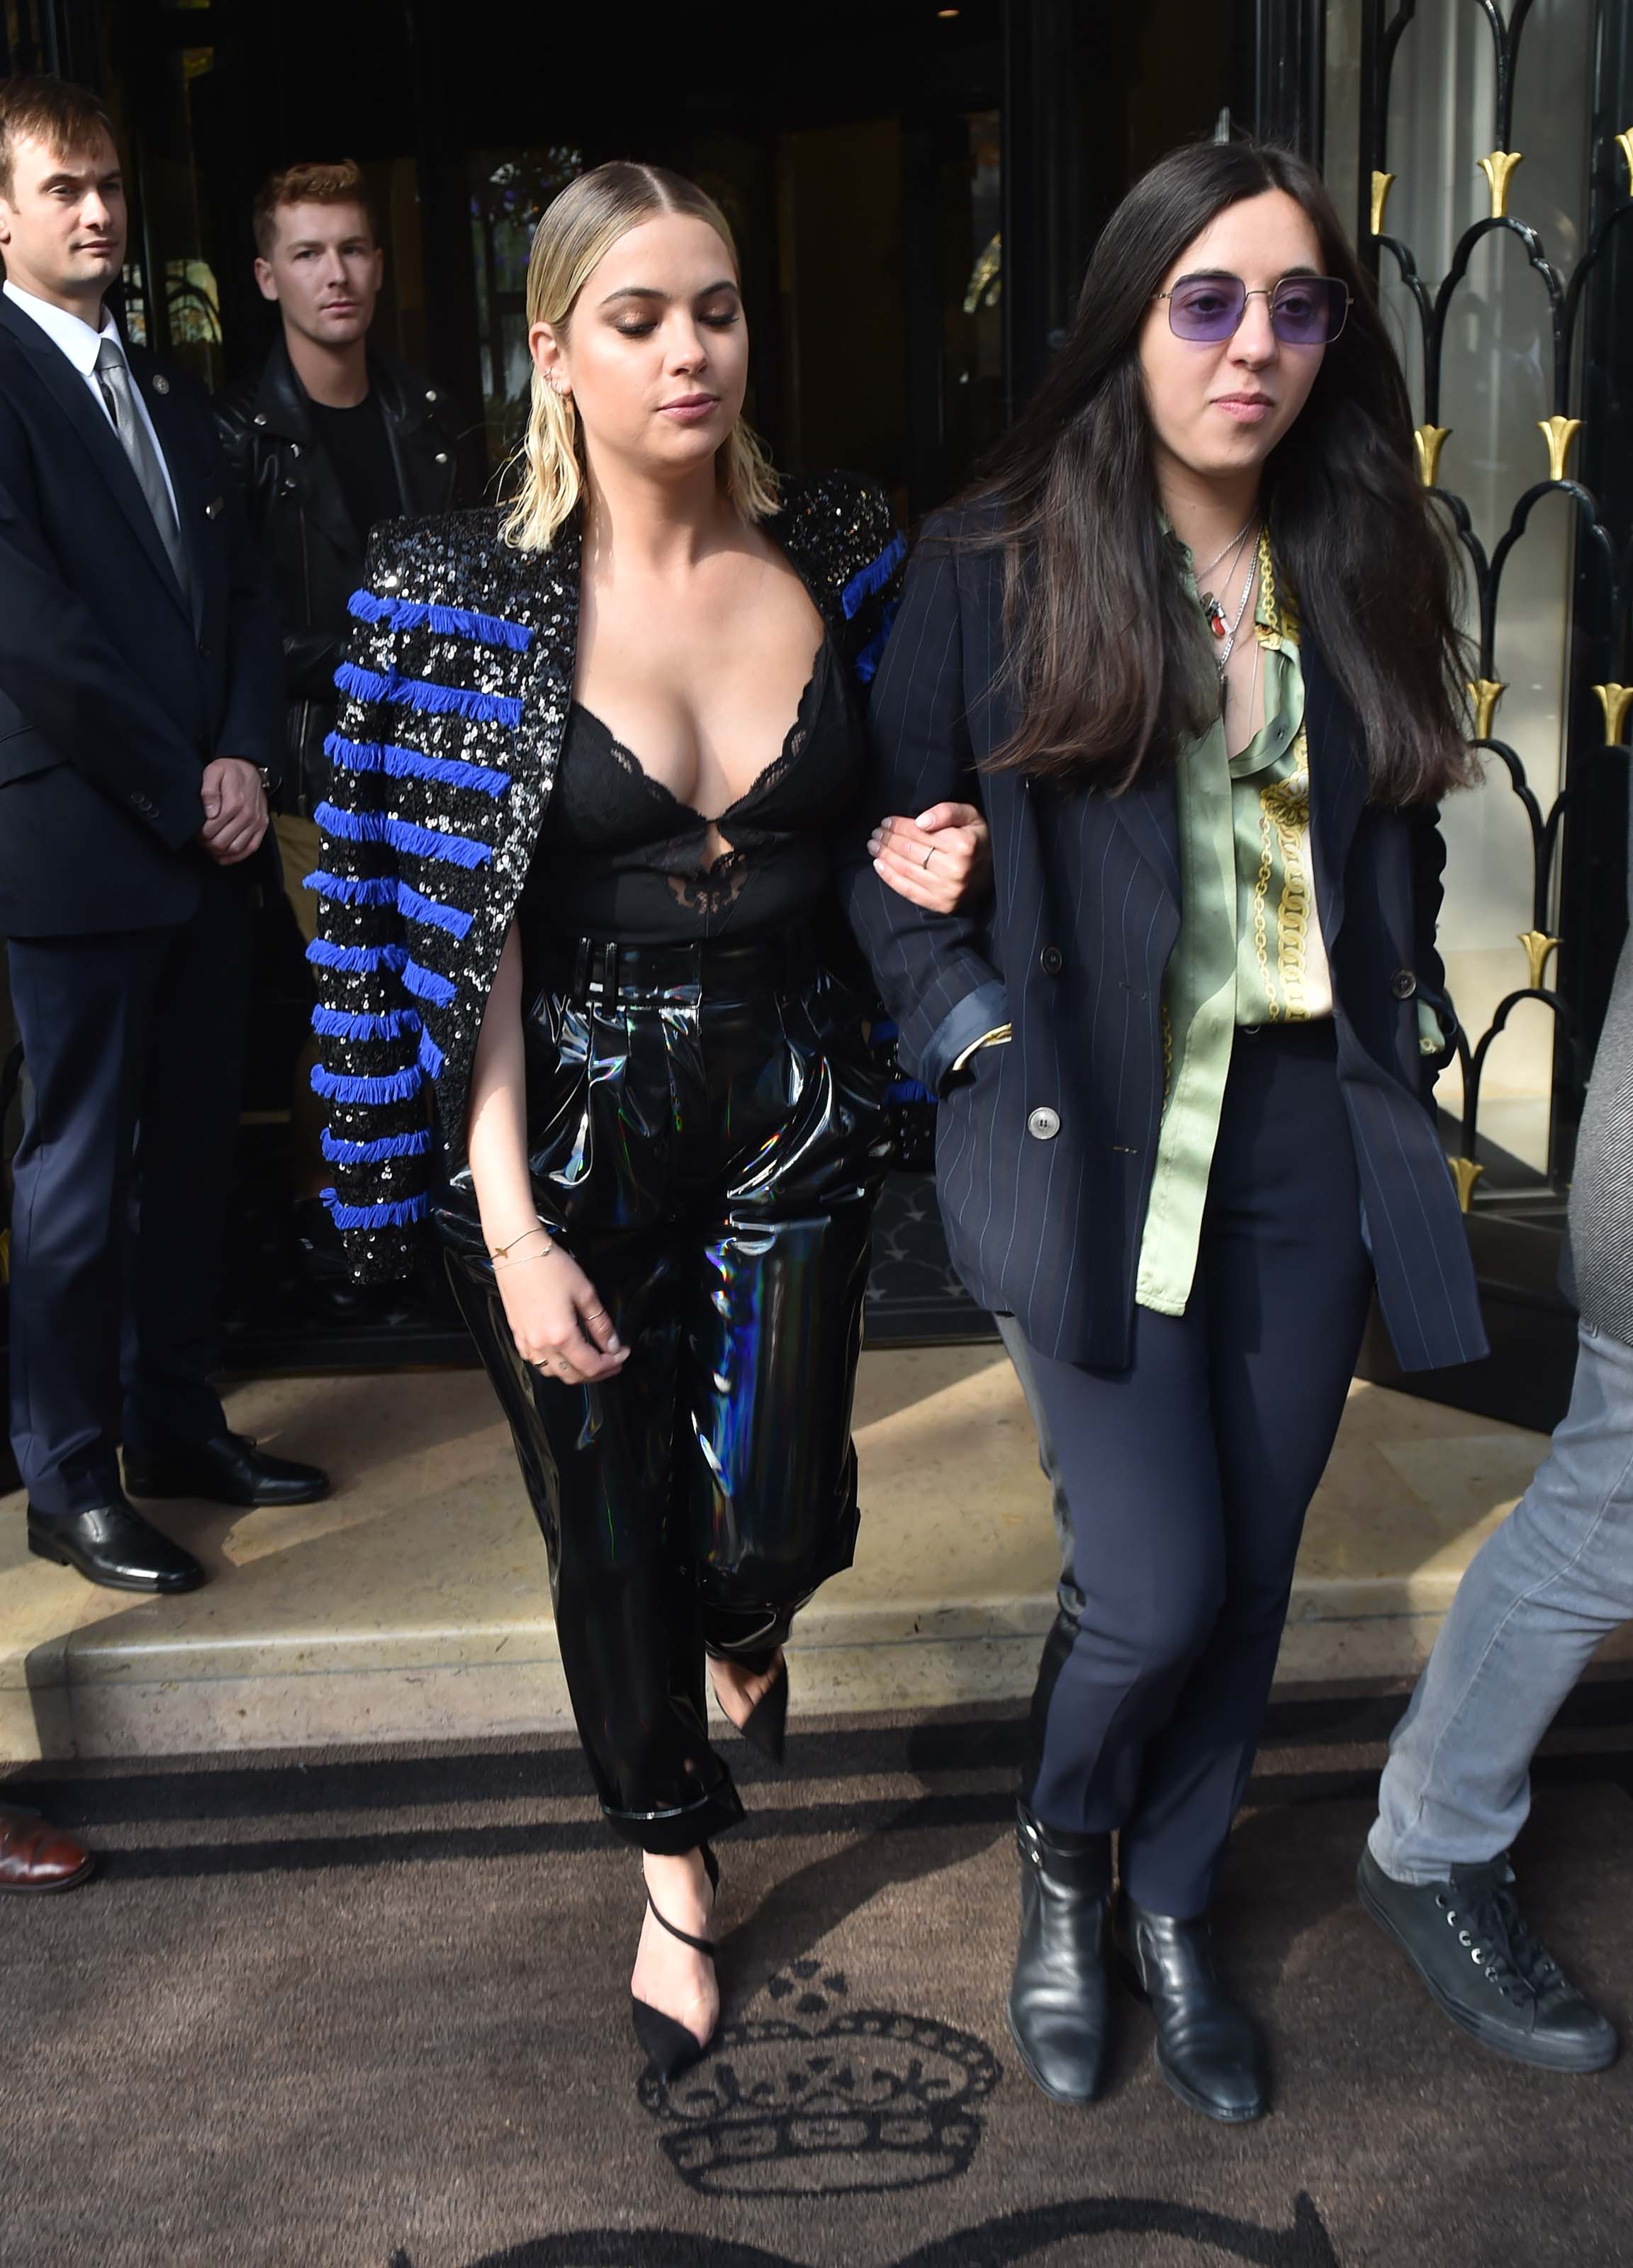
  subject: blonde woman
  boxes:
[307,162,988,2079]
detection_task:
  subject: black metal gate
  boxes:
[1344,0,1633,1429]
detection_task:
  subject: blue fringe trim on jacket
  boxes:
[313,800,493,872]
[304,871,470,941]
[320,1125,433,1167]
[398,957,457,1008]
[335,661,524,731]
[311,1004,422,1043]
[347,590,534,653]
[305,937,408,976]
[398,880,473,940]
[841,534,907,620]
[310,1060,423,1106]
[324,731,510,799]
[305,869,397,909]
[417,1026,445,1082]
[321,1186,431,1232]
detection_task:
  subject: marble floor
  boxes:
[2,1347,1614,1762]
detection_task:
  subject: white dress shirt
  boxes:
[3,277,181,524]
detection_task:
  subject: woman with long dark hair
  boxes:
[851,140,1486,2123]
[307,161,988,2082]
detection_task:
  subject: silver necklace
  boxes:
[1206,535,1260,672]
[1192,511,1258,585]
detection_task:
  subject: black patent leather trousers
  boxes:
[443,929,892,1853]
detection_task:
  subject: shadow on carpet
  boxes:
[3,1693,1632,2268]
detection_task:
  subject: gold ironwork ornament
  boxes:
[1537,415,1582,483]
[1617,130,1633,198]
[1594,684,1633,745]
[1370,171,1395,236]
[1518,931,1561,989]
[1449,1156,1485,1213]
[1414,425,1451,487]
[1467,679,1506,740]
[1477,150,1525,218]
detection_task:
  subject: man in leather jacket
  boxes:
[215,160,461,1303]
[214,159,460,819]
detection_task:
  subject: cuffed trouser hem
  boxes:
[1363,1819,1470,1887]
[602,1773,748,1856]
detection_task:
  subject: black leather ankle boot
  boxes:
[1006,1802,1113,2104]
[1118,1898,1266,2123]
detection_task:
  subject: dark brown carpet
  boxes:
[4,1687,1632,2268]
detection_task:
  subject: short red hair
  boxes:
[252,159,377,258]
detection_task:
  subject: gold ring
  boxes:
[921,845,935,870]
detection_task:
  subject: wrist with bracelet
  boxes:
[489,1220,559,1269]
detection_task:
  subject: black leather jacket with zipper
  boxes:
[214,332,461,812]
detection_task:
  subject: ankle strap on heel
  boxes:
[644,1843,719,1958]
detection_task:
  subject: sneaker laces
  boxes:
[1442,1867,1570,2010]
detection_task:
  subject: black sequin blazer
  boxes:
[308,473,906,1279]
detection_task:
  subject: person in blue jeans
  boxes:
[1357,928,1633,2075]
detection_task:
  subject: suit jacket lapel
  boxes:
[1302,629,1369,941]
[509,516,581,797]
[136,361,208,636]
[0,297,189,617]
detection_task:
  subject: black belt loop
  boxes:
[604,940,619,999]
[572,936,591,999]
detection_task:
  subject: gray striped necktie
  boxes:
[94,337,188,592]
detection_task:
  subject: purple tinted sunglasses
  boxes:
[1155,273,1351,347]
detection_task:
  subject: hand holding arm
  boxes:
[841,529,1007,1089]
[466,924,628,1386]
[867,799,992,916]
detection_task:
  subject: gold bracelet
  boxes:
[493,1245,558,1270]
[490,1222,549,1261]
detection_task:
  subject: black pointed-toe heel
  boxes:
[739,1657,789,1765]
[631,1844,722,2083]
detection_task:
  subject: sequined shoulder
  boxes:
[773,471,902,614]
[361,509,510,605]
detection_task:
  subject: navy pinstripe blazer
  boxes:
[843,510,1488,1374]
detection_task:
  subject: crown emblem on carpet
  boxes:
[637,1962,1001,2199]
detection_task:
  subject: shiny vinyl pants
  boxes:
[444,931,892,1852]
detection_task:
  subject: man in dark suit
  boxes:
[0,74,327,1595]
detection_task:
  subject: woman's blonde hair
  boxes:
[500,161,779,551]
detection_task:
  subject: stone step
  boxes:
[4,1347,1617,1762]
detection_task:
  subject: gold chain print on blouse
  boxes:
[1251,729,1314,1021]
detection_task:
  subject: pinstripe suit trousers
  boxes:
[1018,1019,1374,1917]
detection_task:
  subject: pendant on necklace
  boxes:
[1201,593,1228,639]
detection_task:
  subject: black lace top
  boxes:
[522,639,868,943]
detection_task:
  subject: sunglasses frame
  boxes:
[1152,274,1352,347]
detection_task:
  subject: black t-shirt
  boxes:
[305,390,402,548]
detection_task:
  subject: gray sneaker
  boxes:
[1357,1845,1618,2074]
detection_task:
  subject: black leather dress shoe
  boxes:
[1118,1897,1267,2123]
[123,1432,329,1509]
[1006,1802,1114,2104]
[28,1502,204,1594]
[1357,1845,1617,2072]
